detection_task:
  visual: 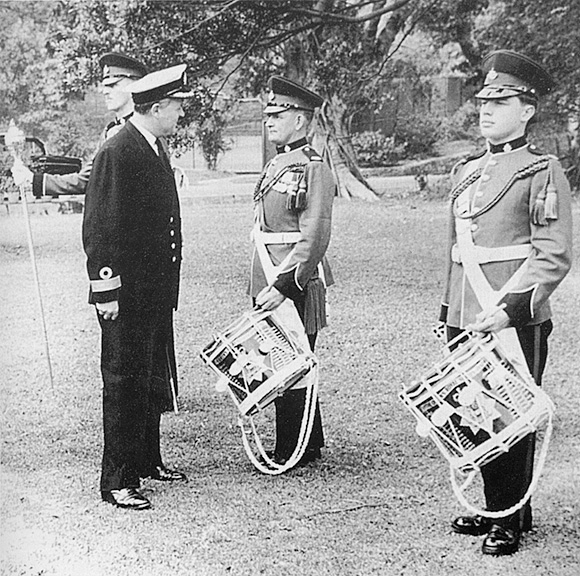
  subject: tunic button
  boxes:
[171,243,176,249]
[471,223,478,231]
[488,159,497,166]
[476,191,483,197]
[172,256,177,262]
[169,216,174,223]
[170,230,175,236]
[482,174,490,181]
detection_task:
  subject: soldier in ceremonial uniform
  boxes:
[250,76,335,470]
[11,52,147,197]
[83,64,194,510]
[440,50,573,554]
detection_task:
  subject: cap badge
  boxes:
[485,69,499,83]
[268,90,275,102]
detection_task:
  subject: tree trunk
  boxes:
[312,99,379,201]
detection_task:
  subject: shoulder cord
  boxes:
[253,162,306,204]
[453,158,550,219]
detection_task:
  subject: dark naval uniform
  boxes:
[83,121,182,492]
[251,136,335,463]
[440,51,573,548]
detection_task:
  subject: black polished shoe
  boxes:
[482,525,520,556]
[150,465,187,482]
[101,488,151,510]
[451,515,492,536]
[297,447,322,467]
[266,447,322,468]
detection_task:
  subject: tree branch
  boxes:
[145,0,245,54]
[145,0,414,54]
[282,0,414,24]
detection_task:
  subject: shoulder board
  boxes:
[528,143,548,156]
[451,148,486,175]
[527,143,559,161]
[301,146,323,162]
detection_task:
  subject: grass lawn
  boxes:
[1,195,579,576]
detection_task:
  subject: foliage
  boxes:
[0,1,54,123]
[351,130,406,167]
[0,146,19,200]
[418,0,580,119]
[195,110,233,170]
[393,112,442,158]
[437,101,481,143]
[473,0,580,118]
[2,0,578,182]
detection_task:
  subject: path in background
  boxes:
[173,133,423,202]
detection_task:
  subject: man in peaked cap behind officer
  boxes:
[83,64,194,510]
[250,76,336,471]
[439,50,573,555]
[11,52,147,197]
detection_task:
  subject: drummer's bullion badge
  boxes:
[485,69,499,83]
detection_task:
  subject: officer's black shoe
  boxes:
[482,525,520,556]
[150,465,187,482]
[101,488,151,510]
[451,515,492,536]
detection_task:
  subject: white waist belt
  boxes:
[255,231,302,245]
[451,243,532,264]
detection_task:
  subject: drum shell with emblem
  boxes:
[400,332,554,473]
[200,309,317,416]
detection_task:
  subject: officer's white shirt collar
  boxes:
[129,118,161,155]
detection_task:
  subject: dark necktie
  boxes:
[155,138,171,169]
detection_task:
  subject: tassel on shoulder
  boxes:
[295,178,307,210]
[285,170,307,211]
[532,158,558,225]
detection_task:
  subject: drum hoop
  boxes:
[400,328,555,516]
[237,356,315,416]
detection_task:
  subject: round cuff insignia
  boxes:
[99,267,113,280]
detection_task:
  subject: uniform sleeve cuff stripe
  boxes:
[91,276,121,292]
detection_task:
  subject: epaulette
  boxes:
[527,143,555,157]
[451,148,486,175]
[301,145,323,162]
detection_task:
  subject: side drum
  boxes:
[200,309,317,417]
[400,331,553,473]
[400,330,554,518]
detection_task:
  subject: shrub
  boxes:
[393,113,441,158]
[195,111,232,171]
[351,130,407,167]
[438,101,480,143]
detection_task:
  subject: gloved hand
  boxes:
[11,158,33,187]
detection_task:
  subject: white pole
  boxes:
[6,121,54,388]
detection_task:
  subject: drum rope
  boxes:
[450,410,553,518]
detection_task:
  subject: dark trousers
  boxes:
[256,296,325,460]
[448,320,553,530]
[98,308,172,492]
